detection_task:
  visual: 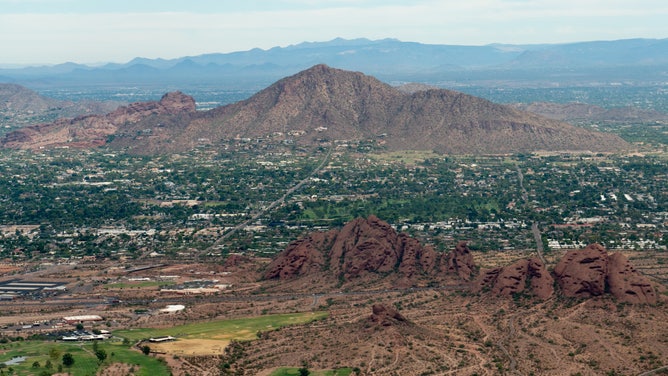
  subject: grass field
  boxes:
[104,280,175,289]
[270,367,354,376]
[116,311,328,355]
[0,341,169,376]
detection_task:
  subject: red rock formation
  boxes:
[554,243,608,298]
[263,230,335,280]
[606,252,657,304]
[475,257,553,300]
[369,304,408,327]
[1,91,196,150]
[444,241,477,281]
[554,244,657,304]
[264,216,470,285]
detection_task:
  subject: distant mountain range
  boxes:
[1,65,628,154]
[1,38,667,90]
[0,83,122,134]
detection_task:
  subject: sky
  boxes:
[1,0,667,66]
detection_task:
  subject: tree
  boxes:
[95,348,107,363]
[75,323,84,331]
[141,345,151,355]
[48,347,60,361]
[62,353,74,367]
[298,367,310,376]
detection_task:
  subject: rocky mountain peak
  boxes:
[158,91,197,113]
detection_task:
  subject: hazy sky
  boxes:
[2,0,667,65]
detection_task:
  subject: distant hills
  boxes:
[0,83,122,134]
[511,102,668,123]
[1,65,629,154]
[1,37,667,90]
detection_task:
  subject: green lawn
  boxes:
[0,312,328,375]
[0,341,169,376]
[116,311,328,342]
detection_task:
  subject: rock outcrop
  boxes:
[554,243,608,298]
[1,91,196,150]
[328,215,439,279]
[444,242,477,281]
[554,244,657,304]
[475,257,554,300]
[263,231,335,280]
[605,252,657,304]
[264,215,476,285]
[369,304,409,327]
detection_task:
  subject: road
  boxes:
[0,284,468,309]
[516,164,547,265]
[204,147,333,255]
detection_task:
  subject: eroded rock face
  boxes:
[444,241,477,281]
[554,243,608,298]
[328,215,442,279]
[554,244,657,304]
[264,216,474,284]
[475,257,553,300]
[1,91,196,150]
[263,231,335,280]
[369,304,408,327]
[606,252,657,304]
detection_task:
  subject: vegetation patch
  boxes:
[116,311,328,355]
[0,341,168,376]
[104,280,175,289]
[369,150,439,164]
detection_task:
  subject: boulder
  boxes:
[369,304,408,327]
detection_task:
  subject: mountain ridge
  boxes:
[2,37,667,89]
[2,65,630,154]
[0,83,123,134]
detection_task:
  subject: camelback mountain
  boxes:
[2,64,629,154]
